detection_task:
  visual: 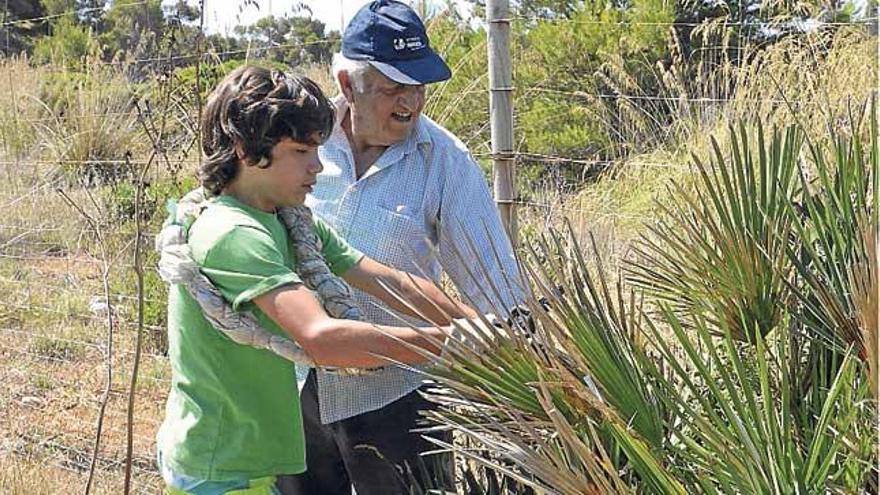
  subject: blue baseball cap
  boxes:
[342,0,451,85]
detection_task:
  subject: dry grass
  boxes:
[855,221,879,400]
[563,26,877,254]
[0,245,168,492]
[0,57,169,490]
[0,347,166,494]
[0,56,149,188]
[0,58,44,158]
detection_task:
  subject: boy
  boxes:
[156,65,476,494]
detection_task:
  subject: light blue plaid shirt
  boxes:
[303,98,521,424]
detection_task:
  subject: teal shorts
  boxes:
[164,475,280,495]
[159,452,282,495]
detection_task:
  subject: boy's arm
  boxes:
[253,284,448,368]
[341,256,478,325]
[309,213,477,323]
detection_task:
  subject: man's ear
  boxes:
[337,70,355,102]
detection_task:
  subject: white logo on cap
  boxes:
[405,37,424,50]
[392,37,424,51]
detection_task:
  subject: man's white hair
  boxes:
[331,53,374,94]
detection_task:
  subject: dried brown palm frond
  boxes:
[853,222,878,399]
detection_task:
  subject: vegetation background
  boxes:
[0,0,876,493]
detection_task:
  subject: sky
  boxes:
[173,0,474,36]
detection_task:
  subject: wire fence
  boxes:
[0,3,876,493]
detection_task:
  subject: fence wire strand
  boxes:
[1,1,148,27]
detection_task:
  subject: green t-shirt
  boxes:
[157,195,363,480]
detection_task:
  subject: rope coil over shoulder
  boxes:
[155,188,375,375]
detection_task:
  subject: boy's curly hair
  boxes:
[199,65,335,196]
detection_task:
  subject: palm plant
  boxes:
[644,308,873,493]
[626,122,802,342]
[414,101,877,494]
[784,101,878,400]
[417,227,687,494]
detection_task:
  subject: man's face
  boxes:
[257,137,323,208]
[347,69,426,147]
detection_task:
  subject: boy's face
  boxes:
[256,136,323,208]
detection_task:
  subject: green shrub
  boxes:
[103,174,197,223]
[33,63,144,185]
[32,16,100,70]
[105,174,198,355]
[425,0,675,191]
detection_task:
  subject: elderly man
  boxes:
[282,1,521,494]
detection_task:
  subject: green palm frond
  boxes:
[643,306,874,494]
[783,99,877,400]
[427,224,685,494]
[627,122,802,342]
[525,224,666,447]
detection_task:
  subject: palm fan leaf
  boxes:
[627,122,802,342]
[424,224,684,493]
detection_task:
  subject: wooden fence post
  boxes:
[487,0,517,245]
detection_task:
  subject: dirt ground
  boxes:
[0,230,169,493]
